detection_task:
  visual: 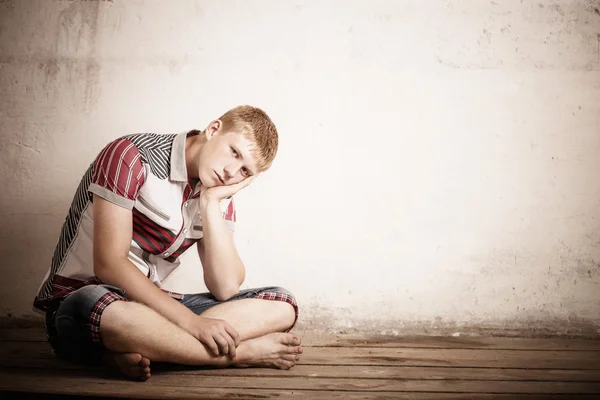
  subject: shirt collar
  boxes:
[170,131,189,182]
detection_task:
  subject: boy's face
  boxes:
[197,125,259,188]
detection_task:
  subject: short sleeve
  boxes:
[222,197,236,231]
[88,138,146,210]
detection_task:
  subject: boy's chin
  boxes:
[201,182,219,189]
[199,172,219,188]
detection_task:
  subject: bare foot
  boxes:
[233,332,303,370]
[101,352,151,381]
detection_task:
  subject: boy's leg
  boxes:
[180,287,299,341]
[101,299,302,369]
[49,285,153,380]
[200,298,295,340]
[101,286,302,374]
[51,285,302,381]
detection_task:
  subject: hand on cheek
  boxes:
[200,176,257,204]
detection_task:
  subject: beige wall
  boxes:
[1,0,599,335]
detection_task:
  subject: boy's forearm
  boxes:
[199,199,245,300]
[94,257,197,331]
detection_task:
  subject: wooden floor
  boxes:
[0,329,599,399]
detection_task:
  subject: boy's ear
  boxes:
[205,119,223,140]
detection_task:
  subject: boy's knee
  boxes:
[49,285,127,363]
[256,287,299,331]
[59,285,127,340]
[56,285,112,325]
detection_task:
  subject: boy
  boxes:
[33,105,301,381]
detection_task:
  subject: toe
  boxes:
[138,367,151,381]
[139,357,151,368]
[124,353,142,364]
[280,333,301,346]
[281,353,297,361]
[286,345,302,354]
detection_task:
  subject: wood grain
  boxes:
[1,329,599,399]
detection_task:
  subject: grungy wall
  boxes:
[1,0,599,335]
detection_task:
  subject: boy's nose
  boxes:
[224,162,242,179]
[224,165,238,180]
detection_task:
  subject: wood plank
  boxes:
[3,329,600,351]
[2,341,599,369]
[0,329,45,342]
[0,369,599,394]
[145,375,600,394]
[303,334,600,351]
[1,387,597,400]
[2,328,598,399]
[2,358,599,382]
[302,347,600,369]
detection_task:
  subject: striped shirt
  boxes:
[33,131,236,311]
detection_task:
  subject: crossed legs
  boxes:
[99,297,302,380]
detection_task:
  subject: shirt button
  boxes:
[164,252,170,257]
[183,228,188,233]
[184,203,189,208]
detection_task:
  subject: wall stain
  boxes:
[469,242,600,282]
[548,4,565,16]
[38,59,60,89]
[56,1,102,112]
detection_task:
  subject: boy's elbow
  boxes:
[93,260,112,283]
[93,255,125,284]
[213,285,240,302]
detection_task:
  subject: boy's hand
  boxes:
[189,316,240,358]
[200,176,256,205]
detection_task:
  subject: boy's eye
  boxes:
[231,147,239,158]
[241,167,248,176]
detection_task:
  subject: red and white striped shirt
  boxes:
[34,131,236,310]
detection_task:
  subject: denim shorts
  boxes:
[45,284,298,364]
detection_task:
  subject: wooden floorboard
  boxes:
[3,358,600,381]
[0,329,598,399]
[3,341,600,369]
[4,328,600,351]
[3,369,599,394]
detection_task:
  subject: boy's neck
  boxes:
[184,132,205,180]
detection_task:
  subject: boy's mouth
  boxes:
[214,171,225,185]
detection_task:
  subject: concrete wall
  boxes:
[1,0,599,336]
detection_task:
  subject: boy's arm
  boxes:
[93,194,240,357]
[197,198,245,302]
[93,194,197,328]
[197,176,256,301]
